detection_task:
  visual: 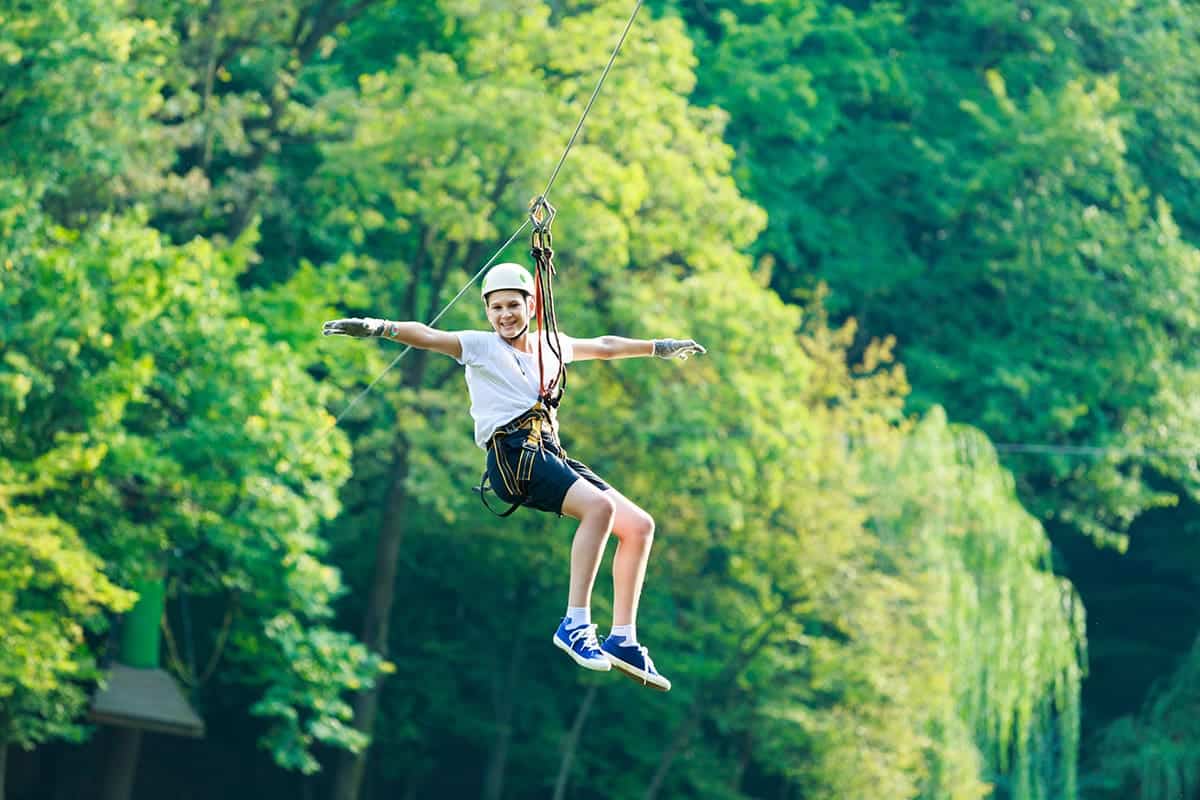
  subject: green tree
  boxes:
[264,1,1095,797]
[0,490,135,799]
[0,0,171,215]
[675,0,1200,552]
[130,0,441,250]
[0,1,1101,796]
[0,203,385,776]
[867,411,1086,800]
[1085,0,1200,244]
[671,4,1200,792]
[1085,635,1200,800]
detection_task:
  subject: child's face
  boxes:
[485,290,534,339]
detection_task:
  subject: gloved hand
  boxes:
[653,338,706,360]
[322,318,388,338]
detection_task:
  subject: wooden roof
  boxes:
[89,665,205,738]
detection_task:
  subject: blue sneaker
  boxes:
[552,619,611,672]
[600,636,671,691]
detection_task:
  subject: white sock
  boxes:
[609,624,636,645]
[565,607,590,629]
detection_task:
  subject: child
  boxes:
[323,262,704,690]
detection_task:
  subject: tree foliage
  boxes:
[679,0,1200,551]
[1085,635,1200,800]
[0,197,385,773]
[0,492,135,751]
[0,0,171,213]
[23,0,1200,797]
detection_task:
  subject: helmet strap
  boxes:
[502,323,529,342]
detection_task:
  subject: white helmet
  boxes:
[481,262,535,300]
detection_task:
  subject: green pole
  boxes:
[118,577,165,669]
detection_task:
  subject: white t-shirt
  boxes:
[455,330,575,448]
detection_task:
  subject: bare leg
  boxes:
[604,489,655,627]
[560,479,616,609]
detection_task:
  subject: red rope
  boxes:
[534,267,546,397]
[528,200,565,406]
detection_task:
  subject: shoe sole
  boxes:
[604,653,671,692]
[552,634,612,671]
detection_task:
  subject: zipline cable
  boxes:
[307,0,646,451]
[994,443,1200,460]
[538,0,644,202]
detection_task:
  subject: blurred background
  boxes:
[3,1,1199,798]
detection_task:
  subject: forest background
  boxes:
[3,1,1200,799]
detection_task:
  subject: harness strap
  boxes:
[476,403,552,517]
[476,472,523,517]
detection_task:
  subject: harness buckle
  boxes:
[522,416,542,452]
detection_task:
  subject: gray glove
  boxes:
[653,338,706,360]
[322,317,389,338]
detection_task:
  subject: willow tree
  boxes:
[609,279,1084,799]
[866,410,1086,800]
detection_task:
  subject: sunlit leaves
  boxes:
[0,0,171,211]
[0,205,375,769]
[247,613,391,774]
[0,492,135,749]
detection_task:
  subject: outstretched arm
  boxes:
[571,336,705,362]
[322,318,463,360]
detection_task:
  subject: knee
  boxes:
[628,510,655,544]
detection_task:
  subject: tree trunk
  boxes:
[330,443,413,800]
[481,716,513,800]
[482,625,527,800]
[644,609,788,800]
[643,697,705,800]
[0,741,8,800]
[99,728,142,800]
[331,352,431,800]
[730,730,752,793]
[551,685,598,800]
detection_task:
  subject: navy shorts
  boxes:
[486,430,610,515]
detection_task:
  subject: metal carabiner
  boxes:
[529,196,556,266]
[529,195,557,233]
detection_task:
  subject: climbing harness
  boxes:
[476,402,554,516]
